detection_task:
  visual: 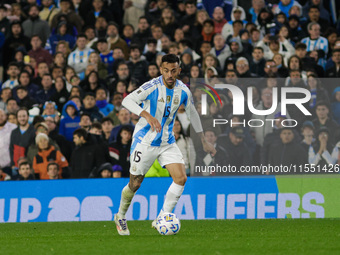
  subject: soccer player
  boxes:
[114,54,216,235]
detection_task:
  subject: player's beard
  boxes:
[164,78,175,89]
[0,120,6,127]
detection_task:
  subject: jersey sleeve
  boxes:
[122,84,153,116]
[183,88,203,133]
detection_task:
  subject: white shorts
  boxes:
[129,142,185,176]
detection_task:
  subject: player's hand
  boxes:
[141,111,162,133]
[202,140,216,157]
[148,116,162,133]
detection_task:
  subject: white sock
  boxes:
[118,184,135,218]
[161,182,184,214]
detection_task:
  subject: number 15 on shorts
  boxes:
[133,151,142,162]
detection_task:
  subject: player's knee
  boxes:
[129,181,142,192]
[175,175,187,186]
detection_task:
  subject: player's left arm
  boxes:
[183,88,216,157]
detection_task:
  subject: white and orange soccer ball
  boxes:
[156,213,181,236]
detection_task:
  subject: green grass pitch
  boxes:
[1,219,339,255]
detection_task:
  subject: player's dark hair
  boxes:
[161,54,180,65]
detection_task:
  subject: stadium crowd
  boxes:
[0,0,340,180]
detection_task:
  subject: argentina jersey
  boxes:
[124,76,192,147]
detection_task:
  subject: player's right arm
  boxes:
[122,85,161,133]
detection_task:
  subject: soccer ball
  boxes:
[156,213,181,235]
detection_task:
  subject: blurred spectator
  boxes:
[302,5,330,33]
[332,87,340,124]
[258,34,295,66]
[301,22,328,67]
[251,89,290,146]
[268,127,307,169]
[300,120,315,153]
[91,162,114,178]
[33,62,50,87]
[173,119,195,175]
[326,49,340,78]
[212,7,227,34]
[0,88,11,110]
[7,113,17,125]
[33,133,69,179]
[59,100,80,141]
[288,15,306,44]
[101,117,114,142]
[35,74,57,106]
[127,44,148,84]
[68,34,94,80]
[96,38,114,74]
[50,76,69,112]
[107,93,124,125]
[109,125,133,177]
[87,52,108,80]
[109,108,133,142]
[95,87,113,117]
[22,5,50,46]
[26,121,60,166]
[195,129,229,176]
[85,0,112,27]
[250,46,266,76]
[39,0,60,26]
[0,109,17,176]
[70,128,106,178]
[107,22,129,60]
[123,0,146,31]
[79,113,92,131]
[0,5,10,38]
[15,70,39,101]
[47,21,76,55]
[0,169,11,181]
[2,62,20,90]
[16,86,37,109]
[131,16,151,50]
[6,98,19,114]
[209,34,230,71]
[312,101,339,141]
[309,127,338,167]
[80,92,103,122]
[302,0,331,23]
[51,0,83,33]
[46,162,60,180]
[16,161,34,180]
[10,108,35,167]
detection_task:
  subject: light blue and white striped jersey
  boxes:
[123,76,195,149]
[301,36,328,67]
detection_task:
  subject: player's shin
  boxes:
[118,184,135,218]
[161,182,185,215]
